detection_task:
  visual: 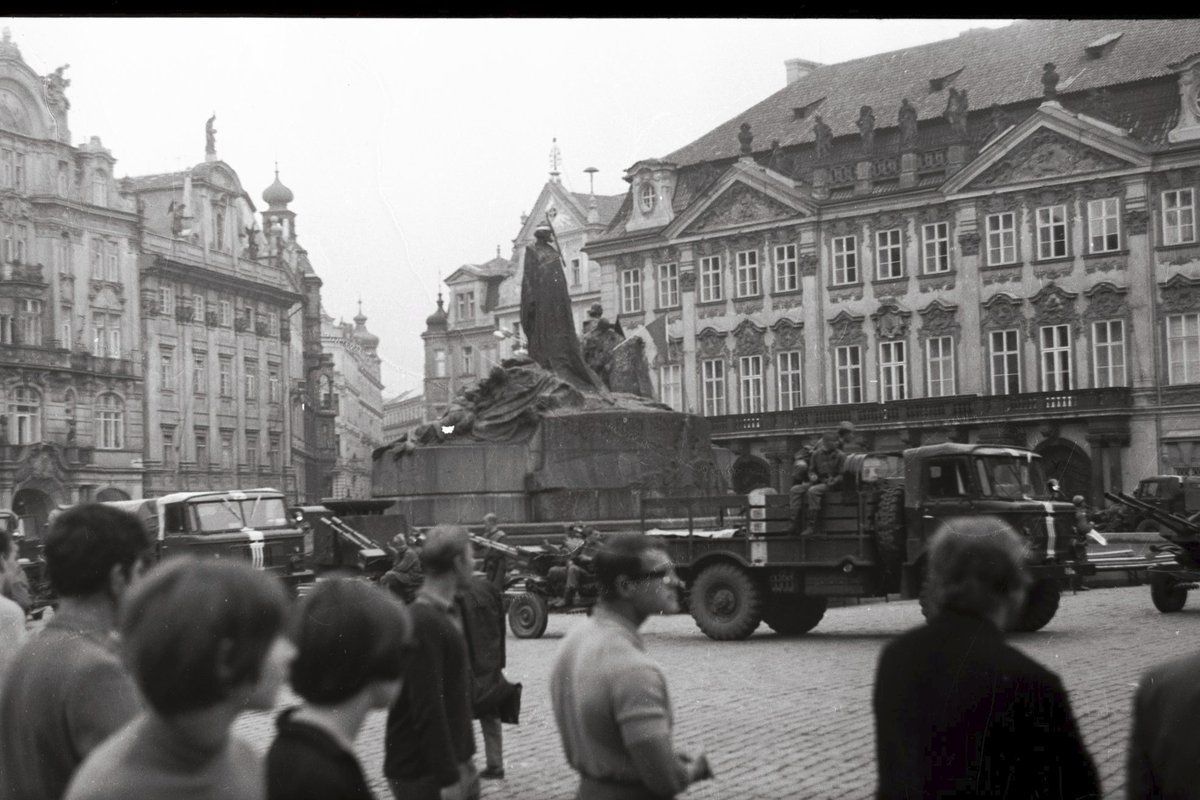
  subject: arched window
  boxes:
[9,387,42,445]
[96,392,124,450]
[92,169,108,207]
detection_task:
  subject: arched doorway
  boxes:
[731,455,772,494]
[96,488,130,502]
[12,487,54,542]
[1035,437,1093,503]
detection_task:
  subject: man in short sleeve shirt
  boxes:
[549,534,710,800]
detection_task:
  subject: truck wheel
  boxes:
[873,484,905,584]
[1011,578,1060,632]
[689,563,763,640]
[1137,518,1164,534]
[508,592,549,639]
[1150,572,1189,613]
[763,596,827,635]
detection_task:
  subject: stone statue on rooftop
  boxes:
[205,114,217,156]
[1042,63,1060,100]
[813,115,832,159]
[857,106,876,151]
[898,99,917,148]
[738,122,753,156]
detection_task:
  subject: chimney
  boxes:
[785,58,822,86]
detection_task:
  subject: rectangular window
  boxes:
[773,244,798,293]
[699,255,723,303]
[1167,313,1200,384]
[104,243,119,281]
[455,291,475,321]
[1040,324,1073,391]
[659,364,682,411]
[990,329,1022,394]
[244,360,258,400]
[735,250,760,297]
[835,346,863,404]
[57,236,71,275]
[268,435,281,471]
[738,355,764,413]
[58,161,69,197]
[219,300,233,327]
[1164,189,1197,246]
[159,287,174,316]
[162,427,176,468]
[267,311,279,337]
[922,222,950,274]
[571,258,581,286]
[61,315,71,349]
[1093,320,1126,388]
[879,340,907,401]
[1088,198,1121,253]
[14,224,27,264]
[107,325,120,359]
[159,348,174,390]
[13,153,24,192]
[832,236,858,285]
[701,359,726,416]
[268,368,281,403]
[620,268,642,314]
[0,150,10,188]
[220,431,234,470]
[17,299,41,346]
[0,314,12,344]
[1036,205,1068,260]
[461,346,474,375]
[926,336,956,397]
[986,212,1017,265]
[434,349,447,378]
[219,356,233,397]
[875,229,904,280]
[193,352,207,394]
[195,431,209,468]
[246,433,259,470]
[192,294,205,322]
[656,262,679,308]
[777,350,803,411]
[90,239,102,276]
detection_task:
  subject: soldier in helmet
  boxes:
[838,421,864,454]
[802,432,847,536]
[789,450,813,532]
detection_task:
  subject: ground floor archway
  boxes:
[1035,437,1094,503]
[731,455,772,494]
[96,487,131,502]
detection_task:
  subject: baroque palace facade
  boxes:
[0,32,336,534]
[583,19,1200,500]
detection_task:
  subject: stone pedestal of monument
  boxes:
[373,408,723,527]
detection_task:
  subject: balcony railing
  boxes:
[707,387,1133,437]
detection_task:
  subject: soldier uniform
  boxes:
[802,433,847,536]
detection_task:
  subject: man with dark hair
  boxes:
[873,517,1100,800]
[269,577,415,800]
[384,525,479,800]
[550,533,711,800]
[0,503,152,800]
[64,558,293,800]
[458,574,516,781]
[1128,647,1200,797]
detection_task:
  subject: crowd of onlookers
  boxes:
[2,504,1200,799]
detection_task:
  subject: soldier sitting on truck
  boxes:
[789,452,812,532]
[551,524,602,608]
[801,432,847,536]
[380,533,424,604]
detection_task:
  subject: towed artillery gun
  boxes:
[646,444,1095,641]
[1104,490,1200,612]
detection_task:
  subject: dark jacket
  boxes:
[874,610,1100,800]
[379,549,423,603]
[383,594,475,787]
[810,446,845,482]
[1127,649,1200,798]
[268,708,375,800]
[457,577,520,721]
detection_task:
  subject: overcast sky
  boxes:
[3,17,1013,396]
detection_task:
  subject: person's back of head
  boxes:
[420,524,470,577]
[119,558,290,717]
[289,577,414,708]
[45,503,153,599]
[926,517,1029,622]
[594,533,661,602]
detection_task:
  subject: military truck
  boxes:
[1097,476,1200,533]
[644,444,1095,641]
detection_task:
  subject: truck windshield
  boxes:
[189,496,290,533]
[974,456,1049,500]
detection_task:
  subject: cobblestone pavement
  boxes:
[234,585,1200,799]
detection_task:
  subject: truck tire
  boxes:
[1011,578,1060,632]
[508,592,549,639]
[873,484,905,583]
[763,596,828,635]
[689,563,763,640]
[1150,572,1189,613]
[1137,518,1163,534]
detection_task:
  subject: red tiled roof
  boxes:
[666,20,1200,167]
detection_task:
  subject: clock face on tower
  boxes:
[639,182,656,214]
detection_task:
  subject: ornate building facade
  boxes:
[584,20,1200,499]
[321,304,383,499]
[0,32,338,532]
[0,31,144,535]
[382,390,425,442]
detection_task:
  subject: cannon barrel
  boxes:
[1104,491,1200,539]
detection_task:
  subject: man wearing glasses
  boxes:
[549,534,712,800]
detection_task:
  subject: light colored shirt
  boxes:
[64,714,264,800]
[0,594,25,684]
[549,606,673,784]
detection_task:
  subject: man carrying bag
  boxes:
[457,574,521,781]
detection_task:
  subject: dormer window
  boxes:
[92,169,108,207]
[929,67,964,93]
[1085,32,1123,59]
[639,182,656,214]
